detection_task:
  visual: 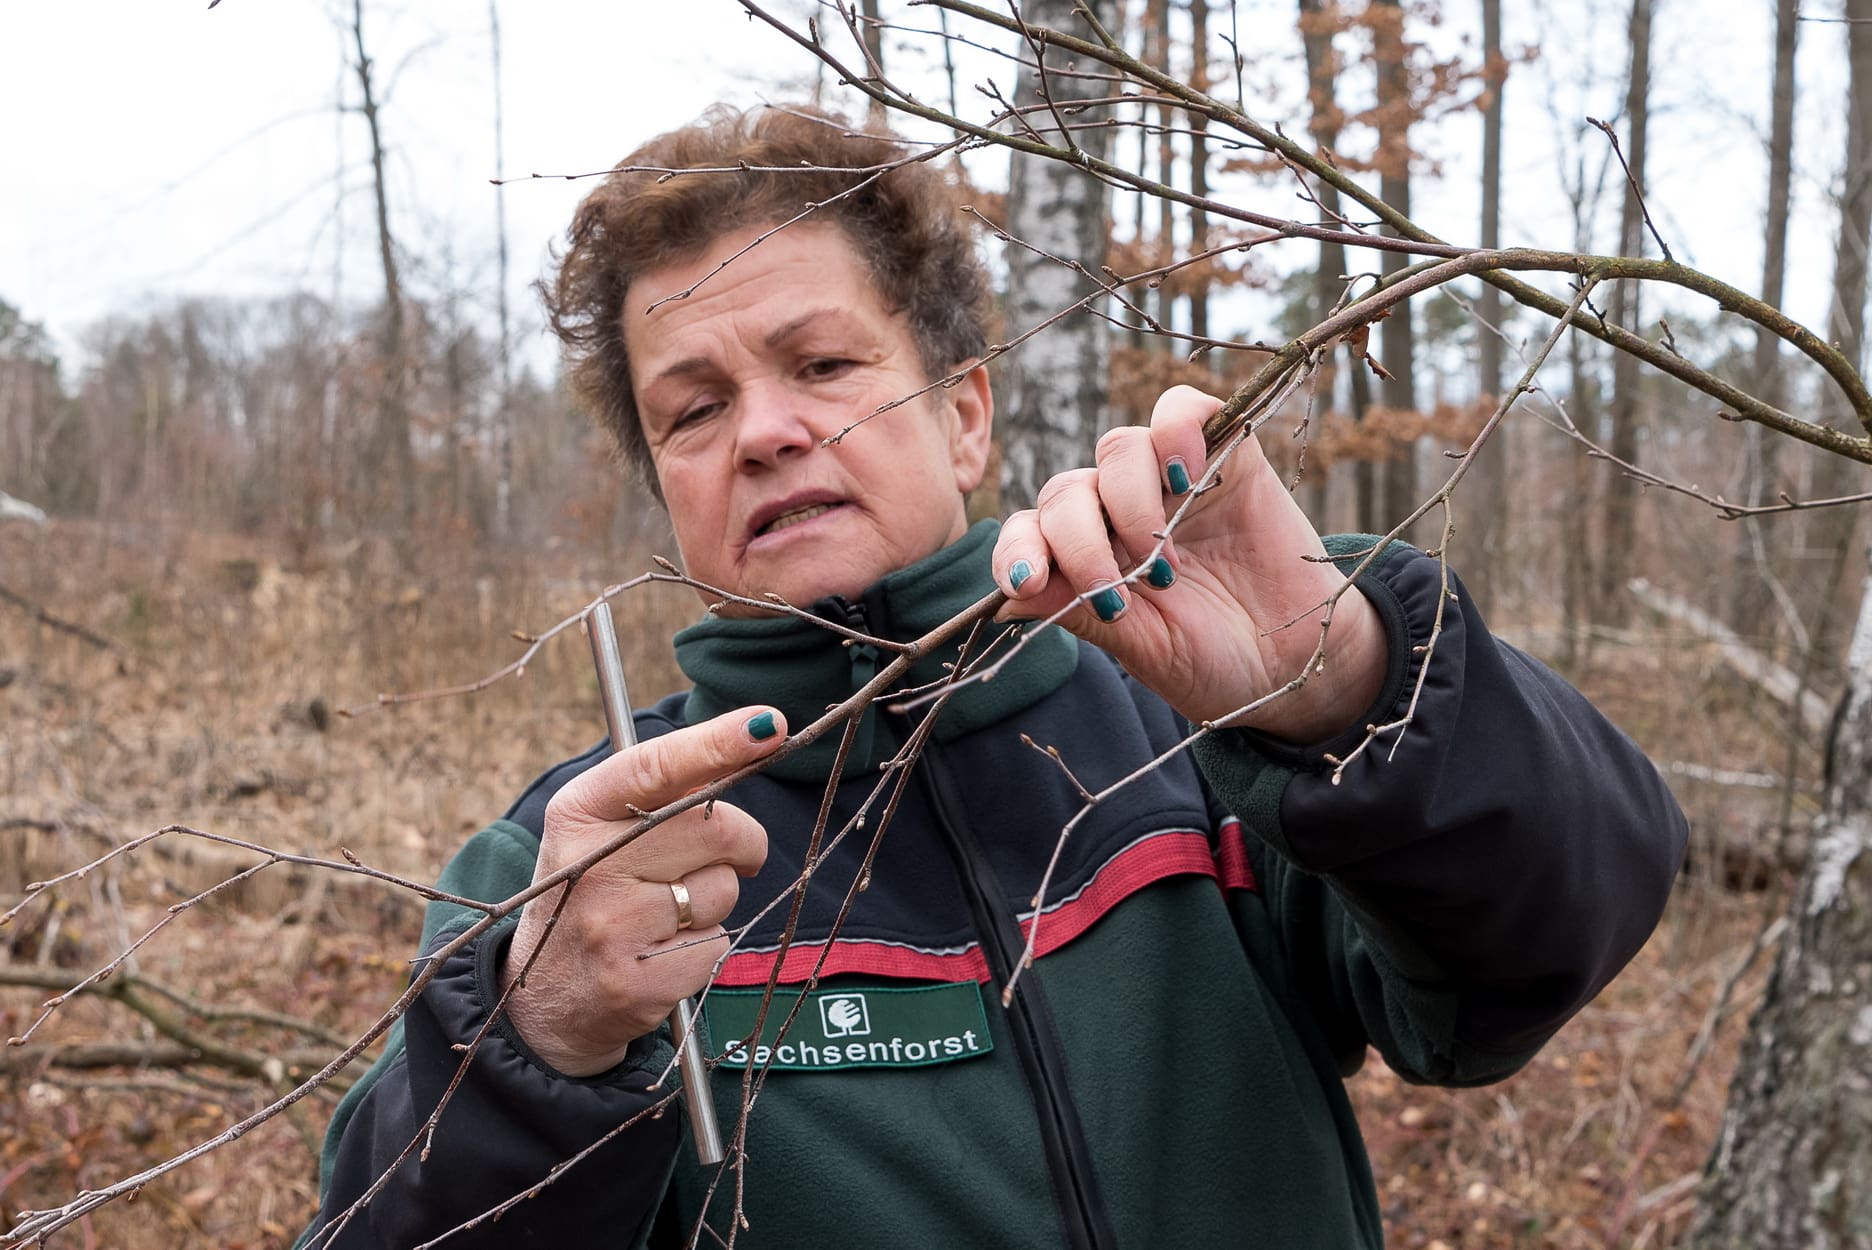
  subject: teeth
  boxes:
[762,503,837,535]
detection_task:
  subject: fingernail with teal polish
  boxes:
[747,711,778,741]
[1010,559,1033,592]
[1166,458,1191,496]
[1147,557,1176,589]
[1091,585,1125,622]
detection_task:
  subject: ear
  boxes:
[944,360,994,494]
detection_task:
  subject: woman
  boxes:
[306,106,1685,1249]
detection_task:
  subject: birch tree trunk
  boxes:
[1690,552,1872,1245]
[998,0,1114,511]
[1693,13,1872,1239]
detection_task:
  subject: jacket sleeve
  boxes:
[301,820,680,1248]
[1193,538,1689,1086]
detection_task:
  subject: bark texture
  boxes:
[998,0,1115,510]
[1690,553,1872,1247]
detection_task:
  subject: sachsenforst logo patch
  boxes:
[819,993,871,1037]
[706,982,993,1071]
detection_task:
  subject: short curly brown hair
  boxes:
[541,105,991,491]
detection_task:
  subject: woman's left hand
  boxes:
[993,385,1390,744]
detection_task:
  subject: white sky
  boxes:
[0,0,1858,383]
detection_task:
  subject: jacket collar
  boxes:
[676,521,1079,781]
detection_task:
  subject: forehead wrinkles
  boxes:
[627,244,868,376]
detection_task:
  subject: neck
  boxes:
[676,521,1078,780]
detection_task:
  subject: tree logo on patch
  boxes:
[819,994,871,1038]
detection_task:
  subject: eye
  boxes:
[673,399,723,430]
[802,357,855,381]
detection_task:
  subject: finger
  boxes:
[1033,467,1129,625]
[1150,386,1222,491]
[623,860,743,944]
[631,925,733,1007]
[993,509,1053,603]
[554,706,788,827]
[1092,425,1177,592]
[671,861,742,932]
[613,799,769,883]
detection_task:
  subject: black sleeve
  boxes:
[303,922,680,1248]
[1196,542,1689,1081]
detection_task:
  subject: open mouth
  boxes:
[757,501,843,537]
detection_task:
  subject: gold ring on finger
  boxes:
[668,878,694,930]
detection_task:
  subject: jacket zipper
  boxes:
[829,594,1113,1249]
[915,736,1117,1250]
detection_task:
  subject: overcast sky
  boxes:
[0,1,1858,379]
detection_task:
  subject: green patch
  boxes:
[705,982,994,1072]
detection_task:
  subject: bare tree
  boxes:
[1729,0,1801,643]
[1458,0,1507,614]
[488,0,515,539]
[349,0,414,526]
[1298,0,1378,532]
[1595,0,1654,623]
[1372,0,1419,528]
[1691,569,1872,1244]
[997,0,1116,509]
[1693,7,1872,1240]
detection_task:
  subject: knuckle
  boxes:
[1035,467,1095,512]
[711,804,769,866]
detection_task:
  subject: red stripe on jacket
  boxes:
[716,823,1257,987]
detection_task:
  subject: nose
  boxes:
[732,377,816,471]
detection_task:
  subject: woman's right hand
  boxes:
[499,708,783,1077]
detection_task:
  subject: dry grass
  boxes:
[0,518,1802,1247]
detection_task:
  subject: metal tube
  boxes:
[585,601,726,1167]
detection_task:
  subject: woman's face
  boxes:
[624,223,992,610]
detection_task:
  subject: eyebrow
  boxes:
[764,309,848,349]
[643,308,866,393]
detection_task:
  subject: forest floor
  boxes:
[0,518,1814,1248]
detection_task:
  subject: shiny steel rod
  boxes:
[585,601,726,1166]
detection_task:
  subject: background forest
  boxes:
[3,0,1870,1245]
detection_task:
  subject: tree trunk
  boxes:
[351,0,414,526]
[1729,0,1800,643]
[1299,0,1350,525]
[1153,0,1176,344]
[1560,327,1597,669]
[1692,11,1872,1240]
[1458,0,1506,616]
[1597,0,1653,623]
[998,0,1115,509]
[1799,0,1872,672]
[861,0,887,129]
[1187,0,1210,346]
[1689,553,1872,1245]
[489,0,514,540]
[1372,0,1418,530]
